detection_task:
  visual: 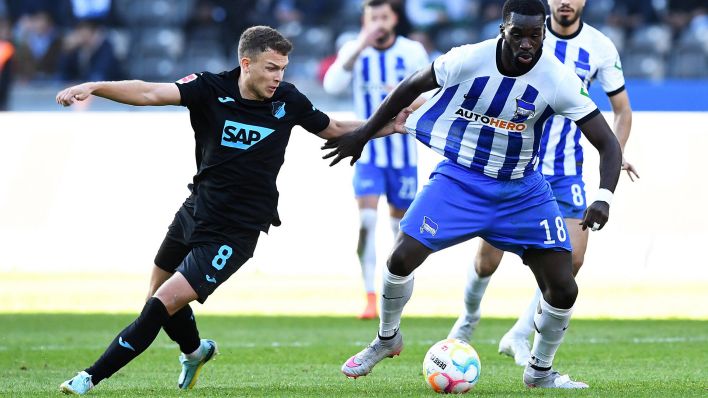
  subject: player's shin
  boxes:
[530,297,573,369]
[463,265,490,321]
[379,268,414,338]
[448,264,490,341]
[390,217,401,237]
[358,209,378,294]
[163,304,200,355]
[86,297,170,384]
[509,288,542,338]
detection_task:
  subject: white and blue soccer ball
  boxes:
[423,338,481,394]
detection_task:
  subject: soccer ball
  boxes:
[423,338,481,394]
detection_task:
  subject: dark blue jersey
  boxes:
[175,67,330,240]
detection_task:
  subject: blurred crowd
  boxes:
[0,0,707,110]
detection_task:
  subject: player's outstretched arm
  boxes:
[577,113,623,231]
[322,65,438,166]
[56,80,181,107]
[608,90,639,181]
[317,107,414,141]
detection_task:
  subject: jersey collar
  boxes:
[545,16,583,40]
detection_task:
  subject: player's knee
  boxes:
[546,280,578,309]
[475,251,500,277]
[387,248,415,277]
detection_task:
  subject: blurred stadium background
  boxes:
[0,0,706,320]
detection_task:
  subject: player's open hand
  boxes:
[393,107,414,133]
[56,83,92,107]
[580,201,610,231]
[321,128,368,167]
[622,158,640,182]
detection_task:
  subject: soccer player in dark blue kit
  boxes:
[55,26,412,395]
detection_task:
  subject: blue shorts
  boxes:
[353,163,417,210]
[400,160,572,258]
[545,174,587,219]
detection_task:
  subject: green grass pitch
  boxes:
[1,314,706,397]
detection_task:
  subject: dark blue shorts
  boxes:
[400,160,572,258]
[154,199,259,303]
[353,163,417,210]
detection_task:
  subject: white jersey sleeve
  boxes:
[322,41,358,94]
[596,40,625,95]
[432,44,475,88]
[551,67,598,122]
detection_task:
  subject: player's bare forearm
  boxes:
[91,81,180,106]
[609,91,632,151]
[578,113,622,192]
[56,80,180,107]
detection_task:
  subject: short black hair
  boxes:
[362,0,392,9]
[502,0,547,23]
[238,26,293,60]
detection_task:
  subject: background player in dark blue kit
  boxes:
[55,25,412,395]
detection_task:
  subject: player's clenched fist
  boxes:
[580,201,610,231]
[56,83,92,107]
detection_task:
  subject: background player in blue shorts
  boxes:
[324,0,429,319]
[55,26,412,395]
[325,0,622,388]
[448,0,641,366]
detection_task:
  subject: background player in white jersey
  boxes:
[323,0,429,319]
[324,0,622,388]
[448,0,640,366]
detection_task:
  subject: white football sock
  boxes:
[358,209,377,293]
[390,216,401,238]
[464,264,491,317]
[530,297,573,369]
[508,288,542,339]
[184,345,202,361]
[379,269,414,338]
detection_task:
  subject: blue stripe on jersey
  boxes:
[535,115,555,172]
[497,84,539,180]
[525,105,555,175]
[471,77,516,167]
[395,56,406,82]
[553,118,573,174]
[378,52,387,84]
[577,47,589,63]
[415,84,460,147]
[443,77,489,161]
[362,57,372,117]
[573,125,583,174]
[554,41,567,63]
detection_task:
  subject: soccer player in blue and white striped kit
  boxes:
[324,0,430,319]
[448,0,639,367]
[325,0,622,388]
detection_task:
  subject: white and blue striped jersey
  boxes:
[404,38,598,181]
[323,36,429,168]
[539,19,625,176]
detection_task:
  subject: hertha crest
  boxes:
[272,101,286,119]
[511,97,536,123]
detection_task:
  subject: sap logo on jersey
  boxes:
[221,120,275,149]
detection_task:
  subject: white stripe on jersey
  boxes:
[539,19,625,176]
[342,36,428,168]
[405,39,597,181]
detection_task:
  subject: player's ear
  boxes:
[240,57,250,73]
[499,23,504,37]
